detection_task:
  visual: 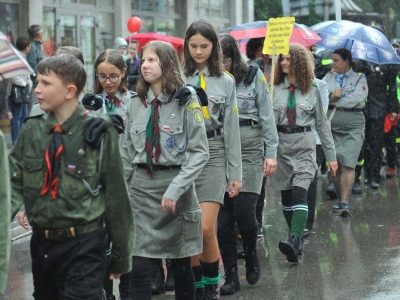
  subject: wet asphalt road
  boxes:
[3,170,400,300]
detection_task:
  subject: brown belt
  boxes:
[33,218,104,242]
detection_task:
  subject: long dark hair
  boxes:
[183,19,223,77]
[136,41,184,99]
[93,49,128,94]
[219,34,247,86]
[333,48,358,71]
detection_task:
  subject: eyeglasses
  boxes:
[96,73,122,83]
[221,58,232,66]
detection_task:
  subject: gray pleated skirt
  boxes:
[328,109,365,168]
[270,130,317,191]
[195,137,227,204]
[239,126,264,194]
[128,167,203,258]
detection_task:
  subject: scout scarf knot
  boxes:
[287,83,297,126]
[106,95,121,112]
[41,125,63,199]
[195,70,211,119]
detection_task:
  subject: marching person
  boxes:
[126,39,141,92]
[217,34,278,296]
[182,19,242,299]
[120,40,209,300]
[322,48,368,216]
[271,44,337,263]
[9,54,134,299]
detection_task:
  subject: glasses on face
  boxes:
[221,58,232,66]
[96,73,122,83]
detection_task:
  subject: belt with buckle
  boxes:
[136,164,181,171]
[239,119,258,127]
[206,128,222,139]
[328,106,363,112]
[277,126,311,134]
[33,218,104,242]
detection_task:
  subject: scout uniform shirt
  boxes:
[184,66,242,182]
[273,77,336,163]
[101,90,135,121]
[322,68,368,109]
[237,68,278,159]
[9,104,134,274]
[120,88,209,201]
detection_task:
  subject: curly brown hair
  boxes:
[273,44,314,94]
[136,41,184,99]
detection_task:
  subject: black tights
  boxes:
[217,192,258,269]
[131,256,194,300]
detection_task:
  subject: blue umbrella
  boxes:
[310,20,400,65]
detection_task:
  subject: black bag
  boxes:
[8,85,30,104]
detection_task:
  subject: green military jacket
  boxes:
[0,131,10,294]
[9,104,134,274]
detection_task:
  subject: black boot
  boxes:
[204,284,219,300]
[165,259,175,292]
[220,267,240,296]
[151,261,165,295]
[244,248,260,285]
[279,235,302,263]
[193,266,204,300]
[195,287,204,300]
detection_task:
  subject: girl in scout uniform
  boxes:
[93,49,135,121]
[120,41,209,300]
[217,34,278,295]
[322,48,368,216]
[183,19,242,300]
[271,44,338,263]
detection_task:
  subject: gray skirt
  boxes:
[128,167,203,259]
[239,126,264,194]
[270,131,317,190]
[195,137,227,204]
[328,109,365,168]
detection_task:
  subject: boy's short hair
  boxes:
[15,37,30,52]
[55,46,84,65]
[37,54,86,96]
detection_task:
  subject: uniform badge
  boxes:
[242,101,250,109]
[166,136,176,148]
[78,149,85,156]
[299,103,306,109]
[209,95,216,101]
[232,106,239,114]
[163,125,170,131]
[170,113,176,119]
[258,76,266,83]
[212,105,219,114]
[301,111,308,118]
[238,93,244,98]
[67,164,76,171]
[194,111,204,123]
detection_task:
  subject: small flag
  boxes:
[67,164,76,171]
[163,125,170,131]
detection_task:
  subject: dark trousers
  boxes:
[364,117,385,181]
[30,228,107,300]
[131,256,194,300]
[256,177,267,225]
[217,192,258,269]
[385,126,397,169]
[9,100,28,144]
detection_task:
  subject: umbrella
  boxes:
[219,21,323,52]
[310,20,400,65]
[0,32,34,81]
[125,33,184,52]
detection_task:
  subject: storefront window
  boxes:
[43,7,56,57]
[140,16,155,32]
[0,3,19,44]
[97,11,114,51]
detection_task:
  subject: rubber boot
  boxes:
[165,259,175,292]
[201,260,220,300]
[151,259,165,295]
[244,248,260,285]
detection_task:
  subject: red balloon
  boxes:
[127,16,141,33]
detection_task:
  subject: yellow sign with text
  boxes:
[263,17,295,55]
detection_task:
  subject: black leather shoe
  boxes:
[151,265,165,295]
[325,181,338,200]
[332,202,342,213]
[165,259,175,292]
[370,180,380,189]
[340,203,350,217]
[195,287,204,300]
[303,228,312,238]
[220,268,241,296]
[245,249,260,285]
[352,181,362,194]
[257,223,264,239]
[279,235,301,263]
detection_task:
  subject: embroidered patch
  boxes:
[212,105,219,114]
[301,110,308,118]
[187,103,201,111]
[299,103,306,109]
[232,106,239,114]
[209,95,216,101]
[163,125,170,131]
[67,164,76,171]
[242,101,250,109]
[194,111,204,123]
[166,136,176,148]
[238,93,244,97]
[258,75,266,83]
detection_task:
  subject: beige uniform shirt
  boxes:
[120,88,209,201]
[184,66,242,182]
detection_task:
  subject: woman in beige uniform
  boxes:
[271,44,338,263]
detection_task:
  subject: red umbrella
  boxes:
[219,21,322,52]
[125,33,184,52]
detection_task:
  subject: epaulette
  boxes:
[224,70,234,78]
[23,113,45,123]
[187,102,201,112]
